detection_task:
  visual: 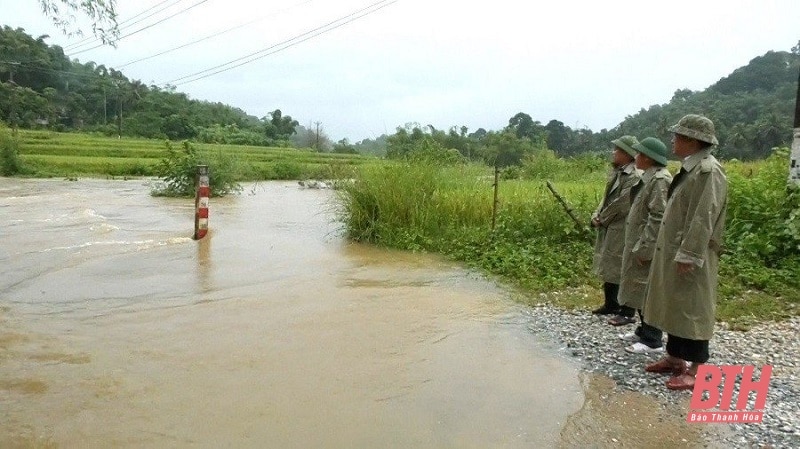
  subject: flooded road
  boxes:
[1,179,589,448]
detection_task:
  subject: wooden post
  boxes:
[491,164,499,231]
[194,165,210,240]
[790,68,800,185]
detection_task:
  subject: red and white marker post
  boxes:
[194,165,210,240]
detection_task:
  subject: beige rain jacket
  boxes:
[618,166,672,309]
[643,150,727,340]
[592,163,642,284]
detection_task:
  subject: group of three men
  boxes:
[590,114,728,391]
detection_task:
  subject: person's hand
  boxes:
[677,262,695,275]
[591,217,601,228]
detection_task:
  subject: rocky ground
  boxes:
[523,293,800,448]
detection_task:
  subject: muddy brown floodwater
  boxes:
[1,179,712,448]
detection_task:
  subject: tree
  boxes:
[481,131,537,168]
[39,0,119,46]
[293,122,331,151]
[544,119,572,155]
[506,112,546,147]
[263,109,298,141]
[332,138,358,154]
[506,112,535,139]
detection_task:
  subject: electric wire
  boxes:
[163,0,396,87]
[63,0,187,51]
[68,0,211,57]
[116,0,316,69]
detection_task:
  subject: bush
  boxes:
[1,124,22,176]
[726,148,800,262]
[722,148,800,301]
[151,140,242,197]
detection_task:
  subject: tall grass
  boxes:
[338,160,602,291]
[717,148,800,326]
[338,162,493,248]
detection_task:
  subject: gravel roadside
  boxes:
[523,294,800,448]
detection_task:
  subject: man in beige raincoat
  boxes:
[617,137,672,354]
[590,136,642,318]
[642,114,727,391]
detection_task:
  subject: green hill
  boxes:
[612,50,799,159]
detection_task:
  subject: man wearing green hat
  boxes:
[616,137,672,352]
[590,135,642,316]
[642,114,728,391]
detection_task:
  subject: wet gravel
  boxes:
[523,293,800,449]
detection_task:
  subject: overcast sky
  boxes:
[2,0,799,142]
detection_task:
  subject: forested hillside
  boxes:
[613,48,800,159]
[0,26,298,147]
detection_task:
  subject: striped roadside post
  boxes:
[194,165,210,240]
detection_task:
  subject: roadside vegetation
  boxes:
[338,143,800,329]
[0,124,21,176]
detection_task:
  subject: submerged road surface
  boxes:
[1,179,587,448]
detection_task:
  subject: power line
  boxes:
[163,0,397,87]
[63,0,187,51]
[116,0,316,69]
[68,0,211,57]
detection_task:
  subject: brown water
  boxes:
[0,179,712,448]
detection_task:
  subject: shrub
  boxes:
[722,147,800,300]
[1,124,22,176]
[151,140,242,197]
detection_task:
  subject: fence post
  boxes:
[790,68,800,185]
[194,165,209,240]
[491,164,499,231]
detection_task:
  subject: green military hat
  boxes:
[611,135,639,158]
[669,114,719,146]
[633,137,668,165]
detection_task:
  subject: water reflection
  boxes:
[196,231,214,294]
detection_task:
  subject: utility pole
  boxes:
[790,67,800,185]
[6,62,20,135]
[114,78,122,138]
[315,121,321,151]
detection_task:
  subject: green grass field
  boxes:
[12,129,377,180]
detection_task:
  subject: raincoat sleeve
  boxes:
[632,177,669,261]
[596,177,635,226]
[674,169,727,268]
